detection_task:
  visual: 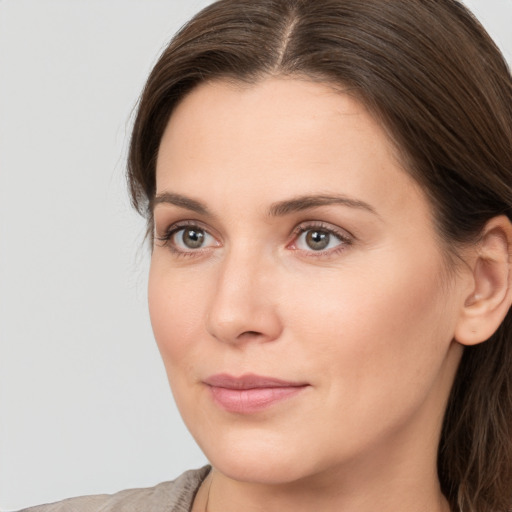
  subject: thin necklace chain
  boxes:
[204,473,213,512]
[201,474,455,512]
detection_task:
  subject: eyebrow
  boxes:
[268,194,378,217]
[151,192,378,217]
[151,192,210,215]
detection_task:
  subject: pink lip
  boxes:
[204,373,309,414]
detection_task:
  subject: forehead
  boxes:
[155,77,428,223]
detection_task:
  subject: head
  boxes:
[128,1,512,510]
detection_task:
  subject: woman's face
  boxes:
[149,78,466,485]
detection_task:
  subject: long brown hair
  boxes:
[127,1,512,510]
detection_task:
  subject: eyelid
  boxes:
[154,218,353,258]
[155,220,221,254]
[287,221,354,255]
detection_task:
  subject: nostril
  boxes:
[239,331,263,338]
[205,297,283,344]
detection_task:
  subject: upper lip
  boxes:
[204,373,308,390]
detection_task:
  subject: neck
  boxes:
[203,452,450,512]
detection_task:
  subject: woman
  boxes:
[22,0,512,511]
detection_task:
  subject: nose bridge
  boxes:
[206,241,281,344]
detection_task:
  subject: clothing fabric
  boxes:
[18,466,211,512]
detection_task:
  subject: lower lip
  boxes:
[208,385,308,414]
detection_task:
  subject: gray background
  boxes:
[1,0,511,510]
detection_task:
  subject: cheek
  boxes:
[287,250,455,398]
[274,254,456,454]
[148,258,209,370]
[149,240,456,401]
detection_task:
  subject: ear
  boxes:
[454,215,512,346]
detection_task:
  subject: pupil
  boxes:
[183,229,204,249]
[306,230,330,250]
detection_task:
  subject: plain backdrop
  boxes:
[1,0,511,510]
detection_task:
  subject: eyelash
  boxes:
[290,222,353,258]
[155,221,216,259]
[155,220,353,259]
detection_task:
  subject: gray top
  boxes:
[18,466,211,512]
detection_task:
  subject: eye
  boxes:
[289,223,352,255]
[296,229,341,251]
[156,223,220,254]
[173,227,209,250]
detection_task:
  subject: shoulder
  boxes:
[17,466,211,512]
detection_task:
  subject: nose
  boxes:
[205,248,283,345]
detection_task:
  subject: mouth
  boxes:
[203,373,310,414]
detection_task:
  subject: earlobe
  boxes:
[455,215,512,346]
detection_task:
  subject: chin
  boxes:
[210,451,309,485]
[192,424,327,485]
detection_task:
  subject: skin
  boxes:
[148,78,472,512]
